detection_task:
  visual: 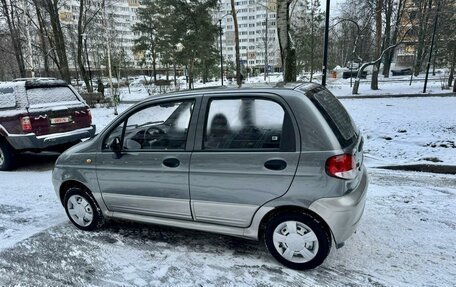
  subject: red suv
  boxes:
[0,78,95,170]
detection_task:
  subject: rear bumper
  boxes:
[309,166,369,246]
[6,125,96,150]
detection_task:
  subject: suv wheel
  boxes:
[264,212,331,270]
[0,140,16,171]
[63,187,104,231]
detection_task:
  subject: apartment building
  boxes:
[216,0,281,74]
[58,0,143,70]
[56,0,284,73]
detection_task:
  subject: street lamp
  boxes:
[322,0,331,86]
[81,33,93,90]
[218,12,234,86]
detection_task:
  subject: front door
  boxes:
[96,98,198,220]
[189,95,300,227]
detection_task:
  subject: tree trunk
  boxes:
[46,0,71,82]
[432,40,438,76]
[371,0,383,90]
[385,0,403,78]
[1,0,26,77]
[277,0,297,82]
[449,48,455,88]
[188,59,194,90]
[77,0,92,92]
[353,44,399,94]
[414,0,432,76]
[310,5,315,82]
[34,3,50,77]
[382,0,393,78]
[152,50,157,82]
[230,0,241,87]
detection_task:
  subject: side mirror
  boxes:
[110,137,122,159]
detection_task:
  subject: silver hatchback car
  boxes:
[52,83,368,270]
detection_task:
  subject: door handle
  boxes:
[163,158,180,168]
[264,159,287,171]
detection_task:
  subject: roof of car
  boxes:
[2,78,69,89]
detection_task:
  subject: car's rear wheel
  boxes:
[264,212,331,270]
[63,187,104,231]
[0,140,16,171]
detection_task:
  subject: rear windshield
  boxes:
[310,89,358,147]
[0,87,16,109]
[26,87,80,107]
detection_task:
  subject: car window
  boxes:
[0,87,16,109]
[26,87,80,108]
[103,100,194,151]
[310,89,358,147]
[204,98,285,150]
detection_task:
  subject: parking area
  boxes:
[0,159,455,286]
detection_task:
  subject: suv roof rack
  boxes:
[13,77,58,82]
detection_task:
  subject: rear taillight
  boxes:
[20,116,33,133]
[87,109,92,123]
[326,154,356,179]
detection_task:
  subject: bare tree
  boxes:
[412,0,435,76]
[32,0,71,82]
[370,0,383,90]
[230,0,241,86]
[1,0,26,77]
[77,0,100,92]
[382,0,405,78]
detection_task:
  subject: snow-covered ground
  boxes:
[0,95,455,286]
[343,97,456,167]
[328,76,450,97]
[111,73,454,103]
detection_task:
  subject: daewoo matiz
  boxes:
[52,83,368,270]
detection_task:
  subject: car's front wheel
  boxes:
[63,187,104,231]
[264,212,331,270]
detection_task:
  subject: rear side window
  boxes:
[310,89,358,147]
[203,98,294,151]
[0,87,16,109]
[26,87,80,107]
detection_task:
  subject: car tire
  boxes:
[63,187,104,231]
[0,140,16,171]
[264,212,331,270]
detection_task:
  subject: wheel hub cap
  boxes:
[272,220,319,263]
[67,195,93,227]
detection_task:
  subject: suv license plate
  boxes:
[50,117,71,124]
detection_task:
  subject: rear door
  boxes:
[25,85,91,136]
[189,93,300,227]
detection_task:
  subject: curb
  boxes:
[337,92,456,99]
[377,164,456,175]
